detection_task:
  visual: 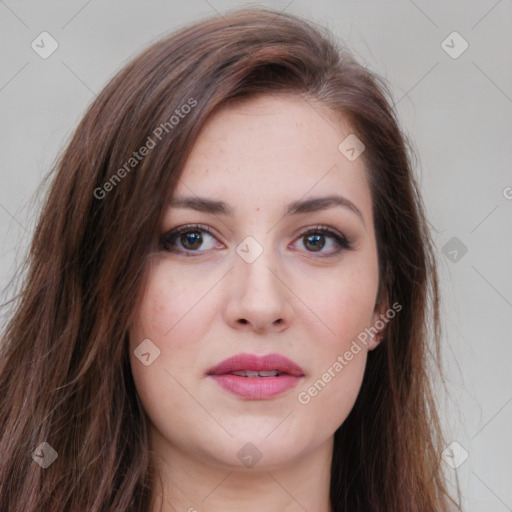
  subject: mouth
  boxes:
[206,352,305,400]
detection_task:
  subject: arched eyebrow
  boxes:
[169,194,365,227]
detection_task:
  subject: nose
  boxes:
[223,250,293,334]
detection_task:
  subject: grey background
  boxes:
[1,1,511,510]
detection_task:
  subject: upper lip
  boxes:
[207,353,305,377]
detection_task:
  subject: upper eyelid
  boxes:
[162,223,344,238]
[161,223,349,250]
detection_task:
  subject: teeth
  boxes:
[258,370,280,377]
[229,370,282,377]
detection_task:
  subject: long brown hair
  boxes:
[0,8,460,511]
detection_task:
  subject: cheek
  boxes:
[128,263,212,402]
[128,257,232,389]
[292,253,378,430]
[128,264,217,440]
[303,352,367,435]
[295,308,369,439]
[293,258,379,347]
[130,260,220,347]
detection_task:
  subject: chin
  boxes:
[200,429,311,470]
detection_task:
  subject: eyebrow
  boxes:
[169,194,365,226]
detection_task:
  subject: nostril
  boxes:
[239,319,248,324]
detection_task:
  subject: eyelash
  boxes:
[159,224,353,258]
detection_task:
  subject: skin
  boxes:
[129,93,387,512]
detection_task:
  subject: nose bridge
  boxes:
[224,233,292,331]
[234,234,282,300]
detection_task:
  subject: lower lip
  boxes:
[209,374,303,399]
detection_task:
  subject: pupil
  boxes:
[305,234,325,251]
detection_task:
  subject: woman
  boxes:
[0,8,461,512]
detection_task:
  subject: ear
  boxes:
[368,300,389,351]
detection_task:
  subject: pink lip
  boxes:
[206,352,305,400]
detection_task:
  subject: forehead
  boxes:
[174,94,372,218]
[187,93,352,161]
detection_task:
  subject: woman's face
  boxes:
[129,93,385,471]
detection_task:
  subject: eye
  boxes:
[160,224,352,258]
[292,225,352,257]
[159,224,222,255]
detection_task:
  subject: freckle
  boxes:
[256,207,260,211]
